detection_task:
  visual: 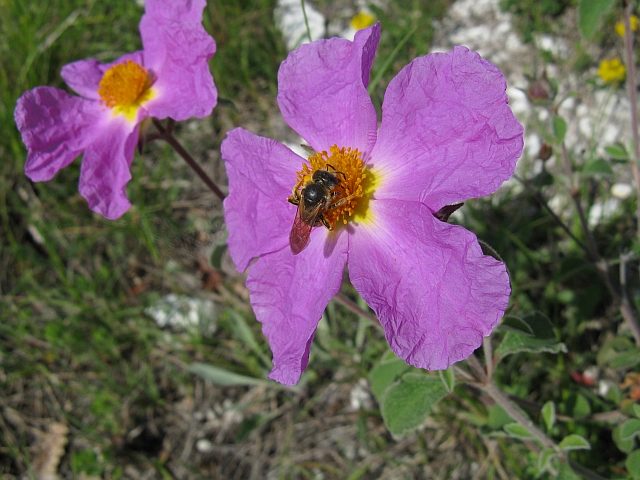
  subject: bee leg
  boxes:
[329,192,358,209]
[318,214,334,231]
[290,178,304,198]
[287,182,303,205]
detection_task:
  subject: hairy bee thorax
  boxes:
[293,145,368,230]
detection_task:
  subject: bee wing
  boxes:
[289,206,314,255]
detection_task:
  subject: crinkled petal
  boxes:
[15,86,102,181]
[60,52,144,100]
[247,230,348,385]
[222,128,309,272]
[370,46,523,211]
[78,118,138,219]
[140,0,217,120]
[348,199,510,370]
[277,24,380,156]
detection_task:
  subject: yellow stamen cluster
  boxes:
[97,60,154,112]
[294,145,367,230]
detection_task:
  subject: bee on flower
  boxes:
[222,24,524,386]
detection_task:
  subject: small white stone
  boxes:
[612,183,634,199]
[196,438,214,453]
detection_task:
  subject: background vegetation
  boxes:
[2,0,640,478]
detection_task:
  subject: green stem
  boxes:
[300,0,312,43]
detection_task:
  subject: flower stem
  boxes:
[152,119,226,202]
[300,0,312,43]
[333,292,383,331]
[558,140,640,344]
[465,355,606,480]
[623,0,640,245]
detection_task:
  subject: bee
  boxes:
[287,165,350,255]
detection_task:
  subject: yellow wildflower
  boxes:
[598,58,626,84]
[350,11,376,30]
[615,15,638,37]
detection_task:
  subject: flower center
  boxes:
[293,145,370,230]
[97,60,154,113]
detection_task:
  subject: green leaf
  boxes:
[553,116,567,143]
[498,315,534,336]
[559,434,591,451]
[189,363,270,387]
[380,373,448,435]
[563,393,591,419]
[439,368,455,393]
[614,424,636,453]
[605,142,629,160]
[209,242,228,270]
[503,423,535,440]
[537,447,557,474]
[542,401,556,431]
[488,404,512,430]
[495,312,566,363]
[495,332,567,363]
[627,450,640,479]
[578,0,615,39]
[621,419,640,442]
[633,404,640,419]
[228,310,271,367]
[583,158,614,176]
[369,355,414,401]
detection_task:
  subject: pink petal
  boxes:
[15,87,102,182]
[370,46,523,211]
[277,24,380,156]
[348,199,510,370]
[222,128,308,272]
[140,0,217,120]
[247,230,348,385]
[60,52,144,100]
[78,119,138,219]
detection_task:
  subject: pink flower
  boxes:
[222,24,523,386]
[14,0,217,219]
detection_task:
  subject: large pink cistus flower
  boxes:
[222,23,523,386]
[14,0,217,220]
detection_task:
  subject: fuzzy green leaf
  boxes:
[621,419,640,442]
[381,373,448,435]
[503,423,535,440]
[542,401,556,432]
[369,356,413,402]
[553,116,567,143]
[627,450,640,479]
[583,158,614,176]
[605,142,629,160]
[559,434,591,451]
[498,315,534,336]
[614,424,636,454]
[537,447,557,474]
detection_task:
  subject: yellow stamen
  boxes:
[97,60,154,119]
[293,145,372,230]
